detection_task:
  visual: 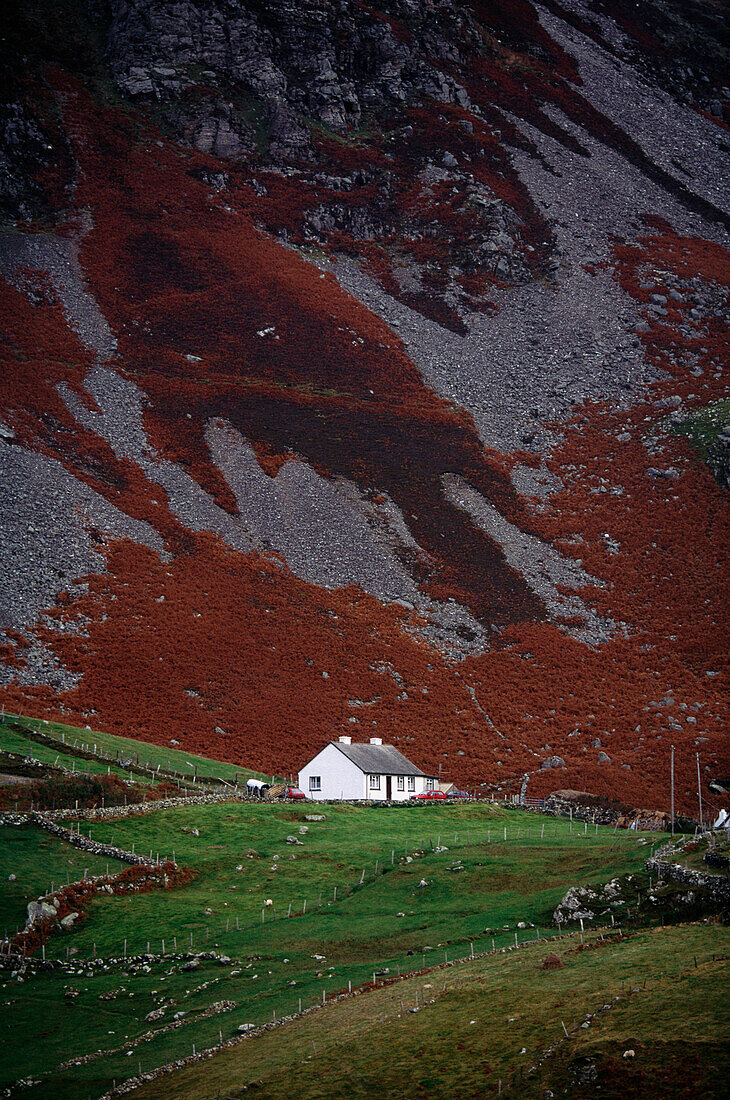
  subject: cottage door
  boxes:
[386,775,392,800]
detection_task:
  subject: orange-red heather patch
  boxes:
[3,56,727,816]
[7,533,512,781]
[457,229,729,814]
[47,72,547,628]
[0,277,190,550]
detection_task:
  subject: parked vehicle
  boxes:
[447,789,471,800]
[279,786,306,800]
[410,789,447,801]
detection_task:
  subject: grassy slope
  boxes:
[0,719,156,786]
[0,713,272,784]
[0,801,664,1098]
[133,923,730,1100]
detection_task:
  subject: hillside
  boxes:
[2,792,728,1098]
[0,0,728,814]
[0,798,684,1098]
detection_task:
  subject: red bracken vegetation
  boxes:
[2,533,510,780]
[460,224,730,812]
[0,276,189,548]
[48,72,545,624]
[1,38,728,818]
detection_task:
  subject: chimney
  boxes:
[369,737,382,746]
[338,735,352,745]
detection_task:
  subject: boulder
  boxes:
[27,900,57,924]
[541,756,566,771]
[60,912,79,928]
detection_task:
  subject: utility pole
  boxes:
[696,753,703,829]
[670,745,675,836]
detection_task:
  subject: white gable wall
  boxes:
[299,743,366,801]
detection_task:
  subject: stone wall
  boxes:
[645,856,730,902]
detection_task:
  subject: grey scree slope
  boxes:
[331,740,430,776]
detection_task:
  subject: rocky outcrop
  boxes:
[82,0,535,303]
[553,877,629,924]
[94,0,477,162]
[0,99,67,222]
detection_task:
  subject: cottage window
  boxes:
[397,775,405,791]
[309,776,321,791]
[426,778,434,790]
[370,774,381,789]
[407,776,415,791]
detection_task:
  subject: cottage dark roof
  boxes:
[332,741,429,776]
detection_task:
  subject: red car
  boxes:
[410,790,447,801]
[280,787,306,800]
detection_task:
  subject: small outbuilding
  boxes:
[298,736,437,802]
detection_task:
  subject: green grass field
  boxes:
[0,825,128,935]
[131,923,730,1100]
[0,799,672,1099]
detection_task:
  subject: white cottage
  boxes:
[298,736,437,802]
